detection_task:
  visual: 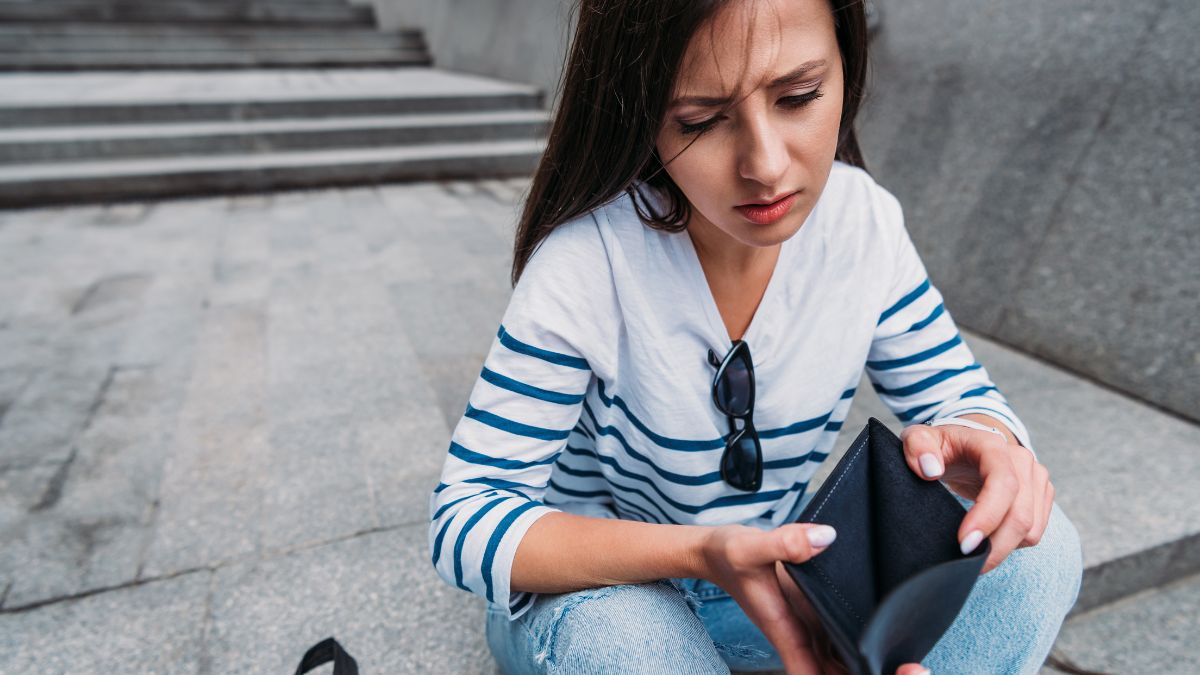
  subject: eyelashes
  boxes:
[676,88,826,137]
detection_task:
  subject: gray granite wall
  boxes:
[372,0,1198,422]
[856,0,1198,423]
[371,0,575,109]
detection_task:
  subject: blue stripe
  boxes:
[449,441,558,471]
[434,488,531,565]
[841,387,857,400]
[497,325,590,370]
[510,591,534,614]
[481,366,585,405]
[573,423,595,441]
[897,400,940,423]
[481,500,543,602]
[878,279,930,325]
[453,497,508,590]
[463,476,541,492]
[562,436,810,518]
[905,302,945,333]
[465,404,572,441]
[957,385,1001,400]
[581,403,822,485]
[555,463,605,479]
[825,420,843,432]
[593,378,844,452]
[867,334,963,371]
[548,473,677,523]
[872,363,983,398]
[759,412,831,440]
[595,379,723,451]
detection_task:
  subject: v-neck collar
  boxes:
[675,223,793,367]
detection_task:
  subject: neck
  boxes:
[686,212,781,281]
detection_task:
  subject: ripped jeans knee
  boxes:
[485,580,730,674]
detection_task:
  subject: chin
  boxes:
[734,218,804,248]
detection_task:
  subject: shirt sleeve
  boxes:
[864,184,1037,459]
[428,214,609,621]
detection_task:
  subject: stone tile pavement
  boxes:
[1,179,1195,672]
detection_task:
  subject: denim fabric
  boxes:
[485,492,1082,674]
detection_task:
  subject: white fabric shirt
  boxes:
[428,161,1034,621]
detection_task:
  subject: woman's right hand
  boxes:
[697,522,929,675]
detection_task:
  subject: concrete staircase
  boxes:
[0,69,550,207]
[0,0,430,70]
[0,0,552,207]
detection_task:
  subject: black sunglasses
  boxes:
[707,340,763,492]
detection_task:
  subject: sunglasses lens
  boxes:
[721,430,762,491]
[715,353,752,416]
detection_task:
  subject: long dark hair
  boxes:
[511,0,870,286]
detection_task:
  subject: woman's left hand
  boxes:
[899,418,1054,574]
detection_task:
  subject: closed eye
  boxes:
[676,88,825,136]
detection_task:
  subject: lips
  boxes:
[734,190,799,225]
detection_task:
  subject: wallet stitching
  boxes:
[806,432,870,626]
[811,432,868,520]
[811,561,865,625]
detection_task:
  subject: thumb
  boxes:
[766,523,838,564]
[900,423,946,481]
[895,664,931,675]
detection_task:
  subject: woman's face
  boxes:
[655,0,844,250]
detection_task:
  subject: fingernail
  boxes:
[961,530,984,555]
[806,525,837,548]
[918,669,932,675]
[918,453,943,478]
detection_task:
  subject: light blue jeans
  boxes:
[485,492,1083,674]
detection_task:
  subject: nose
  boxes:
[736,110,789,188]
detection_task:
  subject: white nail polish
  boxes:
[961,530,984,555]
[918,453,943,478]
[807,525,837,548]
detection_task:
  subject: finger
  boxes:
[739,575,825,674]
[982,480,1034,573]
[776,563,852,675]
[895,664,931,675]
[900,424,947,480]
[1021,464,1052,547]
[981,450,1037,571]
[958,446,1019,558]
[763,523,837,566]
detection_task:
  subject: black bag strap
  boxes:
[294,637,359,675]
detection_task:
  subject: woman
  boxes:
[429,0,1083,672]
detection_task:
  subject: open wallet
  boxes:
[782,417,991,675]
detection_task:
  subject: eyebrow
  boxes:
[669,59,828,108]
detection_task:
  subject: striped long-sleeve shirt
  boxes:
[428,161,1035,621]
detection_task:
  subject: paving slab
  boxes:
[207,523,494,674]
[1041,572,1200,675]
[0,571,210,674]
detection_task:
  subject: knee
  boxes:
[990,501,1084,628]
[526,581,726,673]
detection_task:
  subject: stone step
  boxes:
[0,69,544,127]
[0,23,424,50]
[0,110,551,163]
[0,0,374,25]
[1041,572,1200,674]
[0,140,547,207]
[0,48,433,71]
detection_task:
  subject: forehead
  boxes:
[673,0,836,96]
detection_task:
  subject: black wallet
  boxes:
[783,417,990,675]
